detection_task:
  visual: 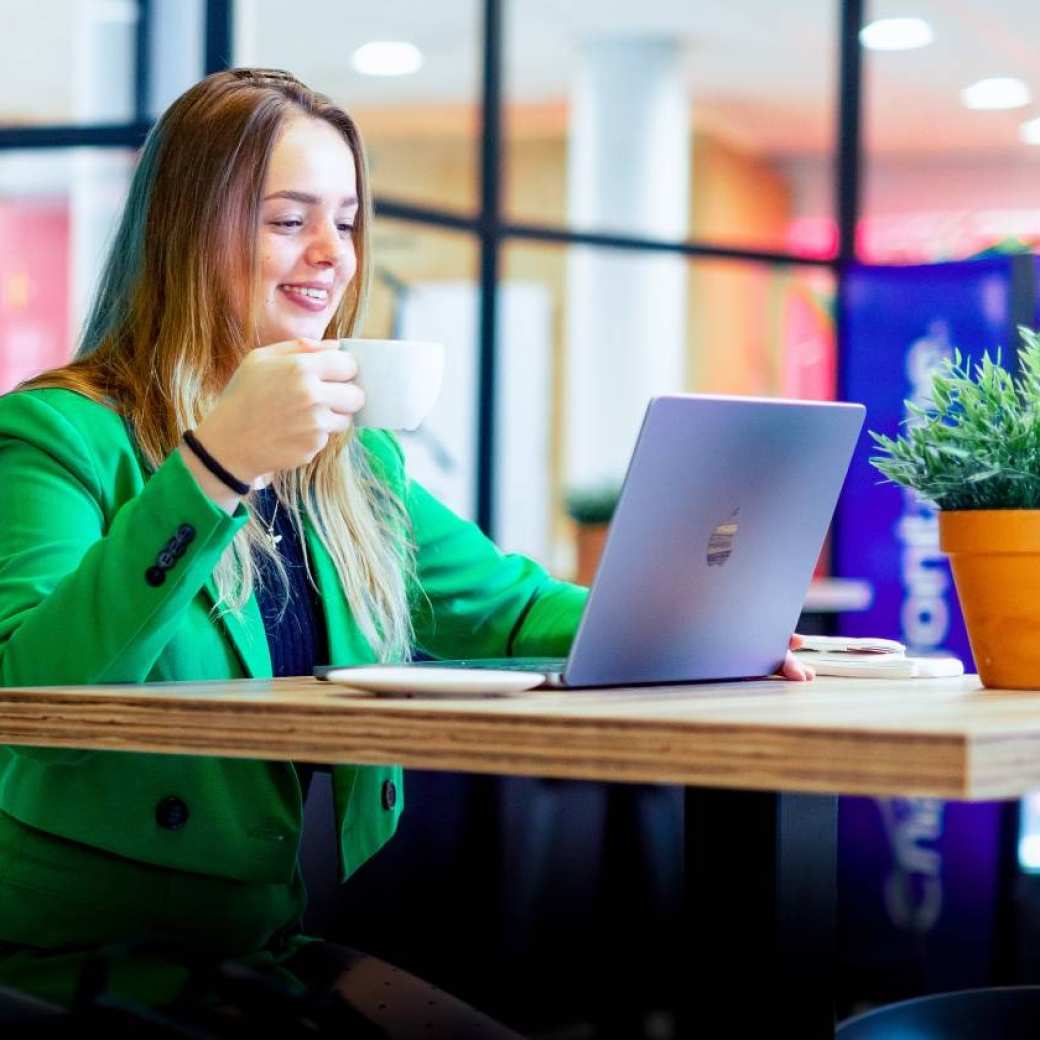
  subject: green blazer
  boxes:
[0,388,587,887]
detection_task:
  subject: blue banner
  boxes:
[833,258,1033,1002]
[835,257,1021,667]
[1036,255,1040,326]
[838,796,1008,1003]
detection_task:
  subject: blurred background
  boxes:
[3,2,1040,1037]
[7,0,1038,574]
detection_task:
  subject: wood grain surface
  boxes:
[0,673,1037,799]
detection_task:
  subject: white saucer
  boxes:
[321,666,545,697]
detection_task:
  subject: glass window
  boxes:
[1,0,137,126]
[862,0,1040,262]
[504,0,837,259]
[234,0,480,213]
[364,218,483,530]
[0,148,135,392]
[689,259,836,399]
[503,239,836,576]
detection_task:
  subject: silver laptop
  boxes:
[318,394,864,689]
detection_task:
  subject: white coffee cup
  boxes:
[338,338,445,431]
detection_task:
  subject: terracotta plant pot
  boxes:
[939,510,1040,689]
[574,522,608,587]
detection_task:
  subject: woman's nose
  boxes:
[307,224,346,266]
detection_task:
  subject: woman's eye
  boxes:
[272,219,303,230]
[337,223,355,234]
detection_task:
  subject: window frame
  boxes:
[0,0,863,536]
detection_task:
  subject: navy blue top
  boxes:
[253,487,328,797]
[253,487,329,677]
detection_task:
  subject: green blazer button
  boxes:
[381,779,397,811]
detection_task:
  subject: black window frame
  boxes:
[0,0,865,537]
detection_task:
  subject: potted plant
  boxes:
[871,325,1040,688]
[565,483,620,586]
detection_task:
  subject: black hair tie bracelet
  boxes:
[182,429,251,496]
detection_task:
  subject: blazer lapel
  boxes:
[198,519,377,677]
[203,577,272,679]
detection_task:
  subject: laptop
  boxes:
[316,394,865,693]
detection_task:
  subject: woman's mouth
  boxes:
[279,283,331,311]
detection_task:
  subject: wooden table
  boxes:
[0,672,1033,1036]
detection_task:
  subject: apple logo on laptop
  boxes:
[707,508,740,567]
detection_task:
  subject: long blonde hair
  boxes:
[22,68,414,661]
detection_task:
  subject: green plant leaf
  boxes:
[868,326,1040,510]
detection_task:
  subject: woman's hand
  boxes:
[188,338,364,494]
[778,634,815,682]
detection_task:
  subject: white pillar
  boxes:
[565,37,690,491]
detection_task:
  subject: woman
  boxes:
[0,68,811,1026]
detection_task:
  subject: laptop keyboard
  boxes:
[413,657,567,673]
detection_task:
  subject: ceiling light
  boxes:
[860,17,933,51]
[1022,117,1040,145]
[961,77,1031,110]
[351,41,423,77]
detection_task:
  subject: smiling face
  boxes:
[254,115,359,345]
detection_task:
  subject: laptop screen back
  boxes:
[562,394,865,687]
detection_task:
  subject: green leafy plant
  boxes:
[564,483,621,525]
[870,326,1040,510]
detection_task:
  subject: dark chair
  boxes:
[837,986,1040,1039]
[281,942,525,1039]
[0,946,525,1039]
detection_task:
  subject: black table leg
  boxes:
[682,788,838,1039]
